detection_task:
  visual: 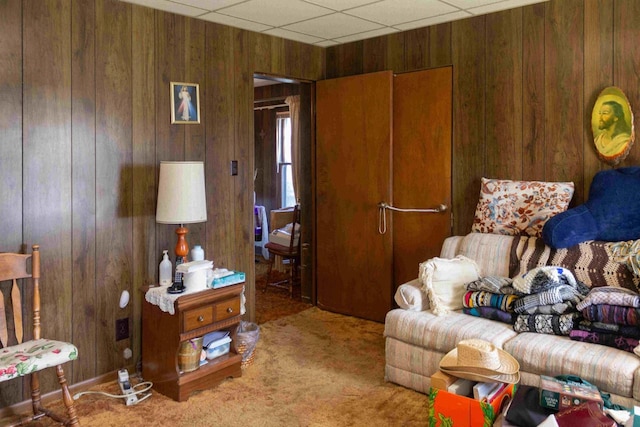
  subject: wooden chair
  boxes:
[0,245,80,426]
[263,205,301,298]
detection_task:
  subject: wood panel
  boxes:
[404,23,452,71]
[362,32,404,73]
[316,71,393,322]
[298,82,314,301]
[71,0,97,383]
[23,0,73,397]
[451,16,486,235]
[184,16,207,254]
[613,0,640,168]
[131,4,156,367]
[95,0,132,373]
[155,11,187,261]
[325,41,364,79]
[583,0,613,198]
[393,67,452,287]
[0,0,22,255]
[485,9,523,179]
[0,0,24,406]
[544,0,584,199]
[233,29,255,320]
[522,3,547,181]
[205,22,235,271]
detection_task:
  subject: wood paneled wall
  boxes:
[326,0,640,236]
[0,0,323,407]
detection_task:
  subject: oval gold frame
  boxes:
[591,86,635,166]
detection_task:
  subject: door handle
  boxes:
[378,202,448,234]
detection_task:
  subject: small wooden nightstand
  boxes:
[142,284,244,402]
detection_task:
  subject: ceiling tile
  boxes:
[394,10,471,31]
[346,0,458,26]
[171,0,247,10]
[120,0,206,16]
[315,40,339,47]
[333,27,399,43]
[301,0,380,11]
[283,13,383,39]
[198,12,273,31]
[468,0,550,15]
[262,28,325,44]
[442,0,506,8]
[217,0,333,27]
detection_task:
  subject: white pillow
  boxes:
[419,256,480,316]
[394,279,429,311]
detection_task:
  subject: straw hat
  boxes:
[439,339,520,384]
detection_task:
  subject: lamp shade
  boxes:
[156,161,207,224]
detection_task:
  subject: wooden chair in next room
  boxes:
[263,205,301,298]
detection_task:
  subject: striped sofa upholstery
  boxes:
[384,233,640,407]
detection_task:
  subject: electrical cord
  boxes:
[73,381,153,403]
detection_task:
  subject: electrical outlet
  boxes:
[116,318,129,341]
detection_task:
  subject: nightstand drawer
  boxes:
[215,297,241,321]
[183,305,214,331]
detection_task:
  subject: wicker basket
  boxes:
[235,321,259,369]
[236,343,256,368]
[178,337,203,373]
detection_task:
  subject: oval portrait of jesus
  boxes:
[591,86,635,166]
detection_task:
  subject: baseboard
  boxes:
[0,365,135,420]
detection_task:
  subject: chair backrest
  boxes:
[0,245,40,348]
[288,205,301,252]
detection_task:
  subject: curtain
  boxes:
[285,95,300,204]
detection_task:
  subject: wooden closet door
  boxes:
[393,67,453,287]
[316,71,393,322]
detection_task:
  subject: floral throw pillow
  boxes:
[472,178,574,237]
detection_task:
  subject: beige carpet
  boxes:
[20,307,430,426]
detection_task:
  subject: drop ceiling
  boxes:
[120,0,549,47]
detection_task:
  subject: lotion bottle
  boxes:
[159,250,172,286]
[191,245,204,261]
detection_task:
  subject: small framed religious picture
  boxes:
[591,86,634,165]
[170,82,200,124]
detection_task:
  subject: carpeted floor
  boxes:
[254,256,313,324]
[14,307,430,426]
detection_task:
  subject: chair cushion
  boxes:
[0,338,78,382]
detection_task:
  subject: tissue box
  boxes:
[211,271,245,288]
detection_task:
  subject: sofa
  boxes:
[384,232,640,408]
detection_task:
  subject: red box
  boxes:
[428,383,515,426]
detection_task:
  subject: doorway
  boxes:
[253,74,314,324]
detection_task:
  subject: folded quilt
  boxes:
[513,313,579,335]
[513,285,585,314]
[465,276,521,295]
[576,286,640,311]
[582,304,640,326]
[575,319,640,339]
[518,301,576,315]
[463,307,516,324]
[463,290,518,312]
[569,329,639,353]
[513,266,581,294]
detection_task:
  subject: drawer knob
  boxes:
[226,307,233,313]
[197,315,205,322]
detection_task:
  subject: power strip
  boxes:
[118,369,139,406]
